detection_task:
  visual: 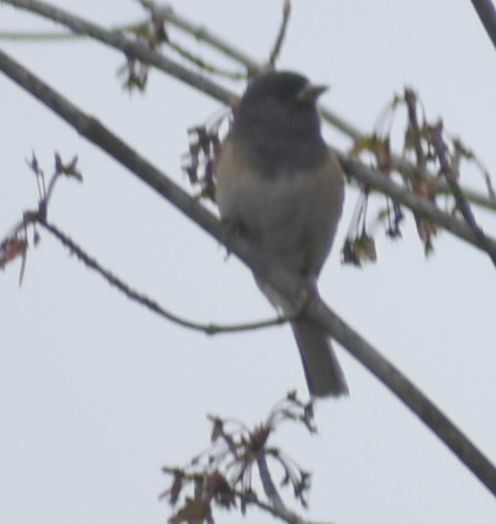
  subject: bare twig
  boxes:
[257,454,283,507]
[136,1,247,80]
[435,181,496,212]
[164,38,246,80]
[138,0,260,73]
[38,220,288,335]
[2,0,234,103]
[0,48,495,495]
[404,88,426,170]
[429,122,496,266]
[0,29,78,41]
[471,0,496,50]
[269,0,291,67]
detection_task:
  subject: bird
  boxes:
[215,70,348,397]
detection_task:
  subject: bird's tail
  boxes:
[291,315,348,397]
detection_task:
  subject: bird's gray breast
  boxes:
[216,140,344,278]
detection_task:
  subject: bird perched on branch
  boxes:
[215,70,348,397]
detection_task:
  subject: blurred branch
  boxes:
[0,29,78,41]
[471,0,496,49]
[2,0,234,102]
[1,48,495,496]
[335,152,496,258]
[435,183,496,212]
[269,0,291,67]
[163,37,246,80]
[138,0,260,73]
[430,121,496,266]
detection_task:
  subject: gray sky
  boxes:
[1,1,495,523]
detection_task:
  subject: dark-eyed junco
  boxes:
[216,70,348,397]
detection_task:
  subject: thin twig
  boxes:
[471,0,496,50]
[404,88,426,171]
[165,38,246,80]
[429,122,496,266]
[0,48,495,496]
[36,220,288,335]
[256,454,283,507]
[0,30,78,41]
[0,20,246,81]
[138,0,260,73]
[3,0,234,103]
[269,0,291,67]
[435,182,496,212]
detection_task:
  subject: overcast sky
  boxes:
[1,1,495,523]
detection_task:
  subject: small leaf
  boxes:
[355,233,377,262]
[0,238,28,269]
[169,497,210,524]
[341,233,377,266]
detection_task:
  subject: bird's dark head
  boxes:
[240,71,327,110]
[233,71,327,141]
[231,71,328,170]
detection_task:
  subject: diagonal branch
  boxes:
[138,0,260,73]
[471,0,496,50]
[0,48,494,496]
[2,0,234,103]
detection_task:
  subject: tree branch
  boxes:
[2,0,234,103]
[471,0,496,50]
[0,48,494,496]
[138,0,260,73]
[38,220,288,335]
[336,152,496,259]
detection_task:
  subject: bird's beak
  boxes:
[297,82,328,102]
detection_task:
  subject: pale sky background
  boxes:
[1,1,495,523]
